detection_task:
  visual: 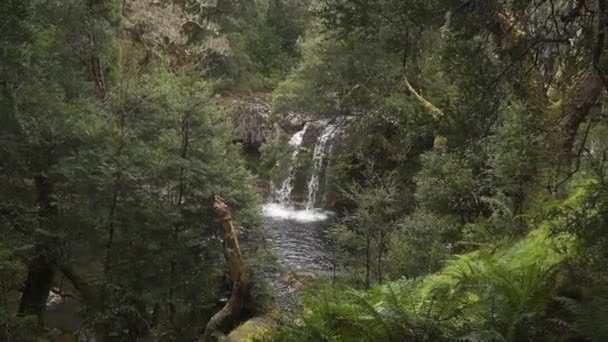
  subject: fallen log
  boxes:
[202,195,248,342]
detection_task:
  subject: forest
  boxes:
[1,0,608,341]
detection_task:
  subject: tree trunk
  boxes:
[91,56,108,102]
[104,172,121,275]
[365,232,371,288]
[18,250,57,326]
[18,175,58,326]
[170,113,190,320]
[201,195,248,342]
[560,67,603,155]
[60,263,96,304]
[377,232,384,285]
[491,4,605,157]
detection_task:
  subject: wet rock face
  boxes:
[301,120,326,148]
[230,92,353,207]
[279,111,316,135]
[231,93,273,149]
[230,93,325,154]
[301,117,349,153]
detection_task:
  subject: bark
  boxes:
[91,56,108,102]
[377,236,383,285]
[365,232,371,289]
[18,175,58,326]
[489,4,605,160]
[489,5,550,113]
[18,249,57,326]
[560,67,603,153]
[169,113,190,319]
[556,0,607,170]
[559,0,608,153]
[85,10,109,104]
[377,226,392,285]
[60,263,96,304]
[201,195,248,342]
[104,173,121,275]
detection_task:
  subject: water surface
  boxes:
[261,203,334,307]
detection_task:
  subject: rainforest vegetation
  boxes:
[1,0,608,341]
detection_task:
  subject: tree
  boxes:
[317,0,607,175]
[388,210,456,278]
[415,151,479,223]
[486,100,546,225]
[332,172,400,287]
[0,0,117,325]
[0,1,265,335]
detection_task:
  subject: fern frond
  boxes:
[458,330,507,342]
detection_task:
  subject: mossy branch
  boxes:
[404,78,445,120]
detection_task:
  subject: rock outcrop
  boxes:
[231,94,274,149]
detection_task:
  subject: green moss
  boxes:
[107,0,123,23]
[228,316,276,342]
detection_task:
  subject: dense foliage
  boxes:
[2,0,608,341]
[0,0,284,340]
[266,0,608,341]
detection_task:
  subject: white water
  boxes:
[305,124,337,210]
[262,203,333,222]
[275,123,309,204]
[322,130,338,206]
[264,121,339,223]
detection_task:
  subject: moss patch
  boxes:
[228,316,276,342]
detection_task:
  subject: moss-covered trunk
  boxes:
[202,195,249,342]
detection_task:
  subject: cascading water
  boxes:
[275,123,309,205]
[305,124,337,210]
[261,120,338,308]
[263,120,339,221]
[322,129,338,206]
[264,121,333,221]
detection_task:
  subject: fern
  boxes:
[458,330,507,342]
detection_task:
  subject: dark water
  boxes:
[264,217,332,273]
[261,203,335,308]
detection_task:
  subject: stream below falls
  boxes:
[261,203,335,308]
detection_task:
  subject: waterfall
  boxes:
[321,130,338,206]
[305,124,337,210]
[275,123,309,205]
[263,120,337,222]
